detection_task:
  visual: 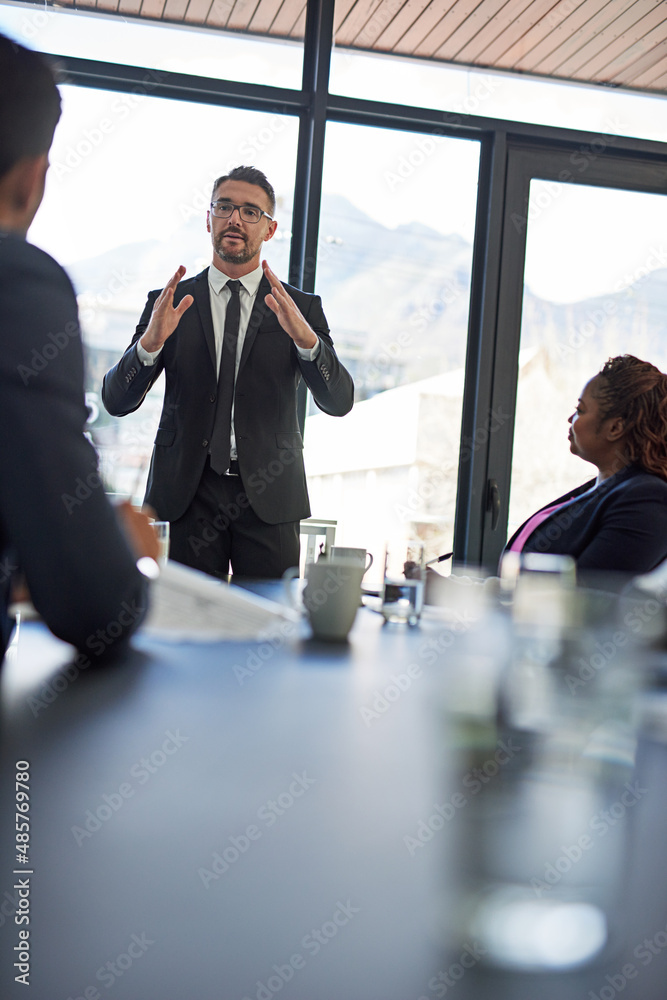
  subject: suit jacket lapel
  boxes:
[239,275,272,373]
[192,269,217,371]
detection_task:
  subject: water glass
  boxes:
[444,569,643,972]
[381,540,425,626]
[152,521,170,566]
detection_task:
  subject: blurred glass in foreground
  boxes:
[440,555,649,971]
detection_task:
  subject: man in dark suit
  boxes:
[102,166,354,579]
[0,34,156,661]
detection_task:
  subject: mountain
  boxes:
[66,193,667,406]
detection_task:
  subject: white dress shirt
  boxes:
[137,264,321,460]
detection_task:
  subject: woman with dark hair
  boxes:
[504,355,667,577]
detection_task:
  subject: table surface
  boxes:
[1,588,666,1000]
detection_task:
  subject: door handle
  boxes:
[486,479,500,531]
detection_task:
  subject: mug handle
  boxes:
[282,566,301,612]
[364,551,374,574]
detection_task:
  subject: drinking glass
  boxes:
[152,521,170,566]
[381,540,425,626]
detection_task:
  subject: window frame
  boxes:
[34,0,667,566]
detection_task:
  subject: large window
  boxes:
[29,83,299,499]
[509,180,667,536]
[330,46,667,144]
[305,122,480,581]
[0,2,304,89]
[476,145,667,569]
[4,0,667,568]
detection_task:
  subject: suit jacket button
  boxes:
[202,439,209,448]
[209,394,216,403]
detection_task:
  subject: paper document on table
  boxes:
[142,561,300,642]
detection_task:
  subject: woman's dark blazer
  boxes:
[505,464,667,576]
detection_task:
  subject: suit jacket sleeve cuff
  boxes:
[294,337,321,362]
[136,341,164,366]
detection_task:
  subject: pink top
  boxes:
[509,499,573,553]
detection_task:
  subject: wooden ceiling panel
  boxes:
[637,64,667,89]
[117,0,142,15]
[552,0,666,79]
[491,0,589,66]
[336,0,384,46]
[269,0,305,35]
[139,0,167,17]
[530,0,640,77]
[27,0,667,94]
[249,0,282,31]
[350,0,413,48]
[227,0,262,31]
[435,0,544,63]
[333,0,357,33]
[390,1,464,58]
[613,38,667,87]
[290,4,307,35]
[457,0,551,65]
[163,0,190,19]
[413,0,490,59]
[434,0,526,63]
[205,0,233,27]
[185,0,213,24]
[372,0,436,51]
[573,12,667,84]
[509,0,614,74]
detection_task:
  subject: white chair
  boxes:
[299,518,337,572]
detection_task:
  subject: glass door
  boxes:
[304,122,481,584]
[510,180,667,536]
[481,144,667,569]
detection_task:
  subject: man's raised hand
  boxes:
[263,260,318,350]
[140,266,194,353]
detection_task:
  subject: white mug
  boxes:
[284,559,365,641]
[326,546,373,575]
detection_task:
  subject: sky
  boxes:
[1,1,667,304]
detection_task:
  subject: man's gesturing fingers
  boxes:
[262,260,317,350]
[140,266,193,352]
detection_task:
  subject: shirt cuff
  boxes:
[295,338,321,361]
[136,341,163,366]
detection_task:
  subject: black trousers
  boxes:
[168,460,300,580]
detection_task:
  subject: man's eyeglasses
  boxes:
[210,201,273,224]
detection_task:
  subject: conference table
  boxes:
[1,581,666,1000]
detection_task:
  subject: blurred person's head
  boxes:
[0,33,61,234]
[569,355,667,481]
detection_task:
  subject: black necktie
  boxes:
[210,279,241,474]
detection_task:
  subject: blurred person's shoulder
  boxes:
[0,232,77,311]
[0,233,81,376]
[0,231,75,303]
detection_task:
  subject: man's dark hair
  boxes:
[211,165,276,216]
[0,34,61,181]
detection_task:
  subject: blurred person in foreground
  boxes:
[504,355,667,580]
[0,34,157,662]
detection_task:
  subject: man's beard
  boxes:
[213,231,256,265]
